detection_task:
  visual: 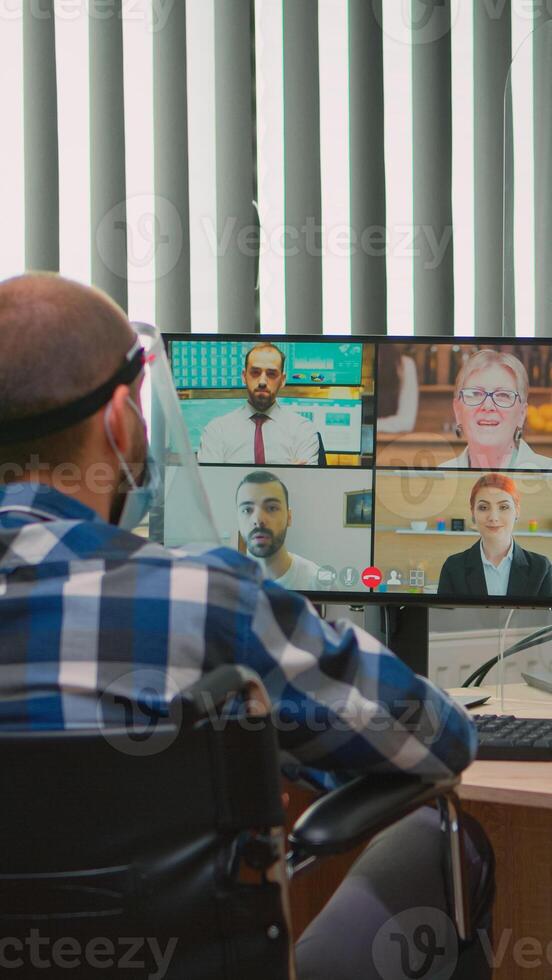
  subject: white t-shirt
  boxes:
[272,553,321,591]
[198,401,319,465]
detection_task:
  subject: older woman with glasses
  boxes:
[439,349,552,469]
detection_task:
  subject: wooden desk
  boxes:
[453,685,552,979]
[454,685,552,809]
[287,686,552,979]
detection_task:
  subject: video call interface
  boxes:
[166,336,552,603]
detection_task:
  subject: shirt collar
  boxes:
[0,483,102,524]
[246,400,280,419]
[480,537,514,571]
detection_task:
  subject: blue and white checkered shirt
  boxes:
[0,483,476,779]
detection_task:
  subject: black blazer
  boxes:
[437,540,552,599]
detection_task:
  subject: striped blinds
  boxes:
[2,0,551,338]
[23,0,59,272]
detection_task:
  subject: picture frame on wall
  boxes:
[344,490,372,528]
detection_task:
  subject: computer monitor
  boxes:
[163,334,552,612]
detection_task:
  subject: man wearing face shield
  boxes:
[0,275,494,980]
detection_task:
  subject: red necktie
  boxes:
[252,414,267,465]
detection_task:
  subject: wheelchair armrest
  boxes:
[288,772,459,859]
[175,665,269,725]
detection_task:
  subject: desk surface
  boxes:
[449,684,552,809]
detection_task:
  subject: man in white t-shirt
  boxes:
[198,343,319,465]
[236,470,320,590]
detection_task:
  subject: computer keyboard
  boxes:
[473,714,552,760]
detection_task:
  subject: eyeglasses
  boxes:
[457,388,520,409]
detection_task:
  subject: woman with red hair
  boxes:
[438,474,552,597]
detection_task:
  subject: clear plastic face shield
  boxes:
[129,323,219,550]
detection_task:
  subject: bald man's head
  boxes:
[0,274,136,474]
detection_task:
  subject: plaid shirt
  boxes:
[0,483,476,779]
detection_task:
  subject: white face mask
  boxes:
[104,396,161,531]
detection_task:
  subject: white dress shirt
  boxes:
[480,539,514,596]
[438,438,552,470]
[198,401,320,465]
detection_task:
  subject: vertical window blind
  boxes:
[2,0,549,338]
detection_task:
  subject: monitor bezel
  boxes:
[162,332,552,610]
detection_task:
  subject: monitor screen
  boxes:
[163,335,552,607]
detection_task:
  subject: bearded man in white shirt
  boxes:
[236,470,321,590]
[198,343,320,465]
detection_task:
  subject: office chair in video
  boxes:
[316,432,327,465]
[0,666,471,980]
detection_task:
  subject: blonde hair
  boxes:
[454,349,528,403]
